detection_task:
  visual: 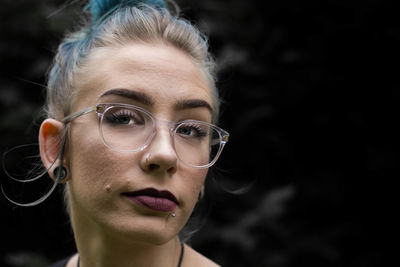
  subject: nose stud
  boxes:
[145,153,151,165]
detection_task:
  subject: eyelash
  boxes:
[104,109,144,125]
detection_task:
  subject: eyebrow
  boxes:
[99,88,213,113]
[99,88,154,106]
[174,99,213,113]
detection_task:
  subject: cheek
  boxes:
[67,125,124,209]
[179,168,208,214]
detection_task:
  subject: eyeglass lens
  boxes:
[99,105,223,167]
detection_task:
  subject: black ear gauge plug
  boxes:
[53,166,67,180]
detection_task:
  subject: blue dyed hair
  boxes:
[87,0,166,24]
[46,0,219,123]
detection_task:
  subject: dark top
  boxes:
[47,257,70,267]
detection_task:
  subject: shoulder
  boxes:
[47,254,78,267]
[183,244,221,267]
[47,257,69,267]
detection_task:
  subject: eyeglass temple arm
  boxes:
[61,106,97,124]
[210,131,229,146]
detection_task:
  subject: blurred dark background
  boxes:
[1,0,396,266]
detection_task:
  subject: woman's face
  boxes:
[66,43,212,245]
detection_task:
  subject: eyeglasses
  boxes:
[62,103,229,168]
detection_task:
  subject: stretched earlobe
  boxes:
[39,119,68,181]
[53,166,68,182]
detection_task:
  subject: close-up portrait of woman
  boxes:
[1,0,394,266]
[2,0,230,266]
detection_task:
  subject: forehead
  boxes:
[73,43,212,111]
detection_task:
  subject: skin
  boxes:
[39,43,220,267]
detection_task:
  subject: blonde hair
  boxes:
[46,3,219,123]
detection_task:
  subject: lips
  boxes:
[122,188,178,212]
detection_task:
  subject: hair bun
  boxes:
[87,0,167,24]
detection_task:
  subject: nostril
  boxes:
[167,165,177,175]
[148,163,159,171]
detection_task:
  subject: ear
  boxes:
[39,119,67,181]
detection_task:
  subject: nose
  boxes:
[140,127,177,175]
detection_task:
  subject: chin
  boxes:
[103,216,181,246]
[119,228,177,246]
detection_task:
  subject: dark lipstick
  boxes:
[122,188,178,212]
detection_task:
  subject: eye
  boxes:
[176,122,208,138]
[104,108,144,126]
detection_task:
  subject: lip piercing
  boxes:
[105,185,111,192]
[169,212,176,217]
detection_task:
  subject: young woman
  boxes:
[4,0,229,266]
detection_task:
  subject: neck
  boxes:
[74,225,182,267]
[69,201,182,267]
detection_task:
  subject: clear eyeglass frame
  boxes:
[61,103,229,168]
